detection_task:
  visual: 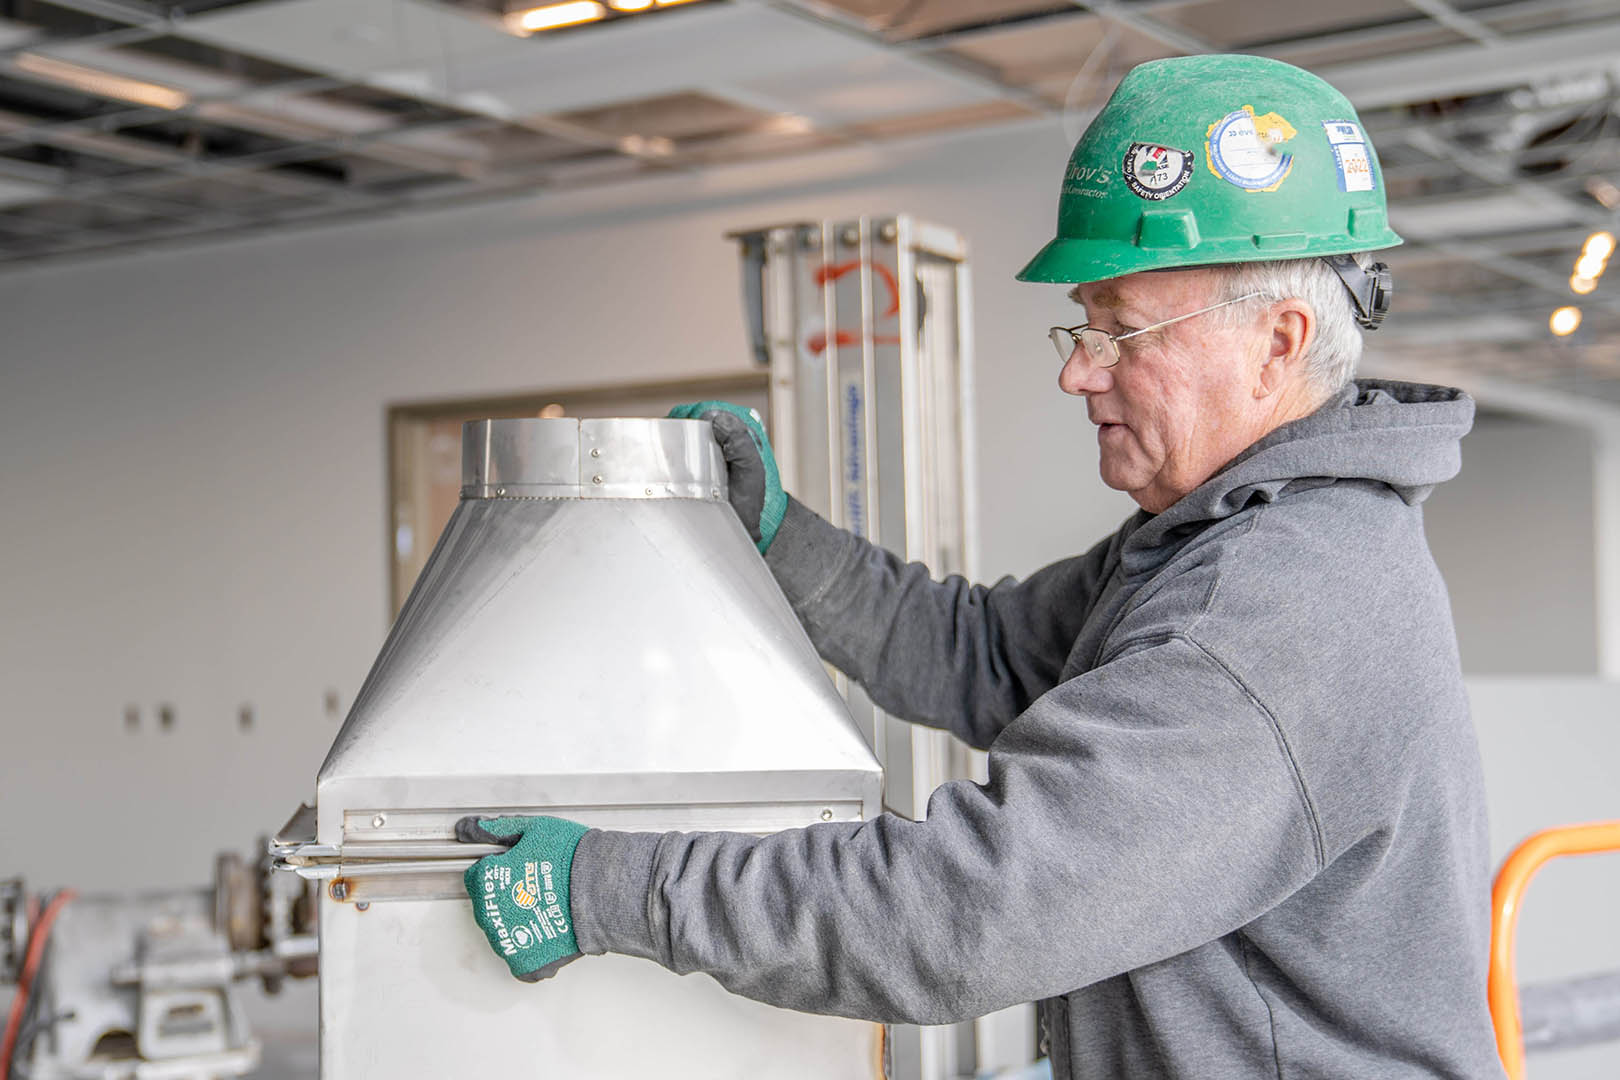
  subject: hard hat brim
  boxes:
[1016,229,1403,285]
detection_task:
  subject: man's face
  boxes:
[1062,269,1273,514]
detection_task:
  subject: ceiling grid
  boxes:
[0,0,1613,398]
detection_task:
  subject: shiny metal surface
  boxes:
[459,417,726,500]
[311,416,883,1078]
[276,802,868,903]
[316,492,880,844]
[320,905,884,1078]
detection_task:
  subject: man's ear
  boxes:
[1256,299,1312,398]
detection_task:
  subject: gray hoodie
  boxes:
[573,380,1506,1079]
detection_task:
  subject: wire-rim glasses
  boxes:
[1049,290,1266,367]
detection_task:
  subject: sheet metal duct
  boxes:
[278,417,885,1078]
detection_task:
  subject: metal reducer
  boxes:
[273,417,886,1078]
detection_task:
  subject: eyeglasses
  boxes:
[1049,291,1265,367]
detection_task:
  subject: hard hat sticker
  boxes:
[1206,106,1296,192]
[1322,120,1376,193]
[1322,120,1363,146]
[1123,143,1194,201]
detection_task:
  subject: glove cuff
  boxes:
[757,487,787,554]
[569,829,665,964]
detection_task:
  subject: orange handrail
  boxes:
[1488,820,1620,1079]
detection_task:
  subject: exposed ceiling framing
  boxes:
[0,0,1617,400]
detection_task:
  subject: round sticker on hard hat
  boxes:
[1206,106,1297,192]
[1122,143,1193,201]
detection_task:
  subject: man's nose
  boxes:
[1058,348,1114,396]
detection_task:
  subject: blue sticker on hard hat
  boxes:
[1123,143,1194,201]
[1205,106,1296,192]
[1322,120,1375,192]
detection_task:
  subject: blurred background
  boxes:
[0,0,1617,1076]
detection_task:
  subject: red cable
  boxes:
[1,889,76,1079]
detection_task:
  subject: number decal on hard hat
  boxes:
[1322,120,1376,193]
[1122,143,1194,201]
[1205,106,1297,192]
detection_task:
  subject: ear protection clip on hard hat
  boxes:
[1323,254,1393,331]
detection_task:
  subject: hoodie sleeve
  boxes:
[762,497,1117,749]
[571,634,1323,1024]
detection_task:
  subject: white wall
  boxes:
[2,117,1616,1076]
[1426,411,1600,674]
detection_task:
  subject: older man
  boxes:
[459,55,1506,1078]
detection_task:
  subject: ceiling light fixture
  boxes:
[768,114,814,135]
[1587,177,1620,211]
[654,0,707,7]
[12,53,188,110]
[1568,231,1613,294]
[608,0,654,9]
[618,133,675,157]
[1549,306,1581,336]
[508,0,606,34]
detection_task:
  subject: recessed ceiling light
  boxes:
[13,53,188,110]
[1574,251,1607,280]
[508,0,607,34]
[769,114,814,135]
[1570,274,1597,295]
[1581,230,1615,261]
[608,0,654,9]
[1587,177,1620,210]
[1549,306,1581,336]
[618,133,675,157]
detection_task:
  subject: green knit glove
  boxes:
[668,400,786,554]
[457,815,589,982]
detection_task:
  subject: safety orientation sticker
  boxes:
[1205,106,1296,192]
[1123,142,1194,201]
[1322,119,1375,193]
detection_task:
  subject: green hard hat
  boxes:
[1018,54,1402,284]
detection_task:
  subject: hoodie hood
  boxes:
[1130,379,1474,553]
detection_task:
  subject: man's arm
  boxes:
[673,402,1117,749]
[569,635,1323,1024]
[764,497,1118,750]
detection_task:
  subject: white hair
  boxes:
[1206,255,1369,397]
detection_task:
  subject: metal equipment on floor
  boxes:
[272,416,886,1078]
[0,849,316,1080]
